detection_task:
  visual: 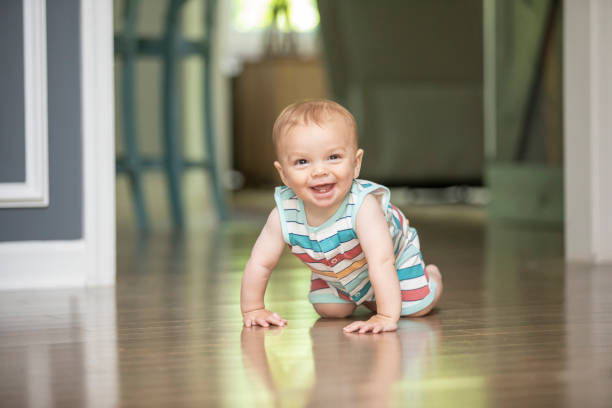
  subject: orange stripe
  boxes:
[310,269,338,278]
[335,258,368,279]
[309,257,368,280]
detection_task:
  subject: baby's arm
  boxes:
[241,208,288,327]
[343,194,401,334]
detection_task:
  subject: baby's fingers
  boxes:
[343,321,365,333]
[266,314,286,327]
[358,323,375,334]
[273,313,288,324]
[244,318,261,328]
[271,312,287,323]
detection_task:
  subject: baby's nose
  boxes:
[312,165,329,176]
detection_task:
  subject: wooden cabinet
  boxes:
[232,57,328,187]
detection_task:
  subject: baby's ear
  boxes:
[274,161,287,185]
[353,149,364,179]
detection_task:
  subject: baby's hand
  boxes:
[343,314,398,334]
[242,309,287,328]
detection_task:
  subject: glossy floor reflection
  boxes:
[1,205,612,407]
[241,318,440,407]
[0,288,118,407]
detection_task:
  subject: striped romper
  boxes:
[274,179,437,316]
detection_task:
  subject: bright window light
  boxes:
[233,0,319,33]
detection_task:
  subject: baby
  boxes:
[240,99,443,333]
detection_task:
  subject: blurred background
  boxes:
[6,3,612,406]
[113,0,563,234]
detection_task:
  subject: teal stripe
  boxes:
[328,281,343,290]
[408,226,417,240]
[289,229,356,252]
[351,281,371,301]
[309,292,353,304]
[274,189,290,244]
[284,210,300,223]
[397,264,424,280]
[289,234,321,251]
[344,269,369,292]
[392,214,401,230]
[405,244,421,259]
[395,246,421,266]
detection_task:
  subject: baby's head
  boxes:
[272,99,364,214]
[272,99,358,157]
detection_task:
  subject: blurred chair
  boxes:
[115,0,226,232]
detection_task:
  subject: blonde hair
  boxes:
[272,99,358,154]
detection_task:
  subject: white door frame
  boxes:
[564,0,612,264]
[0,0,115,289]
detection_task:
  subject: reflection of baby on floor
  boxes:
[240,326,315,407]
[241,317,439,407]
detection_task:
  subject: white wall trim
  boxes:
[564,0,612,264]
[0,0,49,208]
[0,241,88,289]
[0,0,115,290]
[80,0,116,286]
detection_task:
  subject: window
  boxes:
[233,0,319,33]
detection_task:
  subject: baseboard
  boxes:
[0,240,93,290]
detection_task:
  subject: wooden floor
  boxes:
[1,204,612,407]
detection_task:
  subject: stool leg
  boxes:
[162,0,187,229]
[122,0,149,233]
[203,0,228,221]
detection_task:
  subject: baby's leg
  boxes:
[309,277,356,318]
[363,264,443,317]
[313,303,356,318]
[408,264,443,317]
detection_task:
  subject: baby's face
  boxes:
[274,118,363,216]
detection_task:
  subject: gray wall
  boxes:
[0,0,26,183]
[0,0,83,241]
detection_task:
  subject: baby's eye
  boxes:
[295,159,308,166]
[329,154,341,160]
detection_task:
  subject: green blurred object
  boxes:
[487,164,563,224]
[264,0,297,56]
[233,0,319,32]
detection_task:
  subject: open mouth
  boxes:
[310,183,335,194]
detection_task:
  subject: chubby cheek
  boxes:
[285,172,308,189]
[344,166,358,182]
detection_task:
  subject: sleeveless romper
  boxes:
[274,179,437,316]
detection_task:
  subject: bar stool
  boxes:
[115,0,227,233]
